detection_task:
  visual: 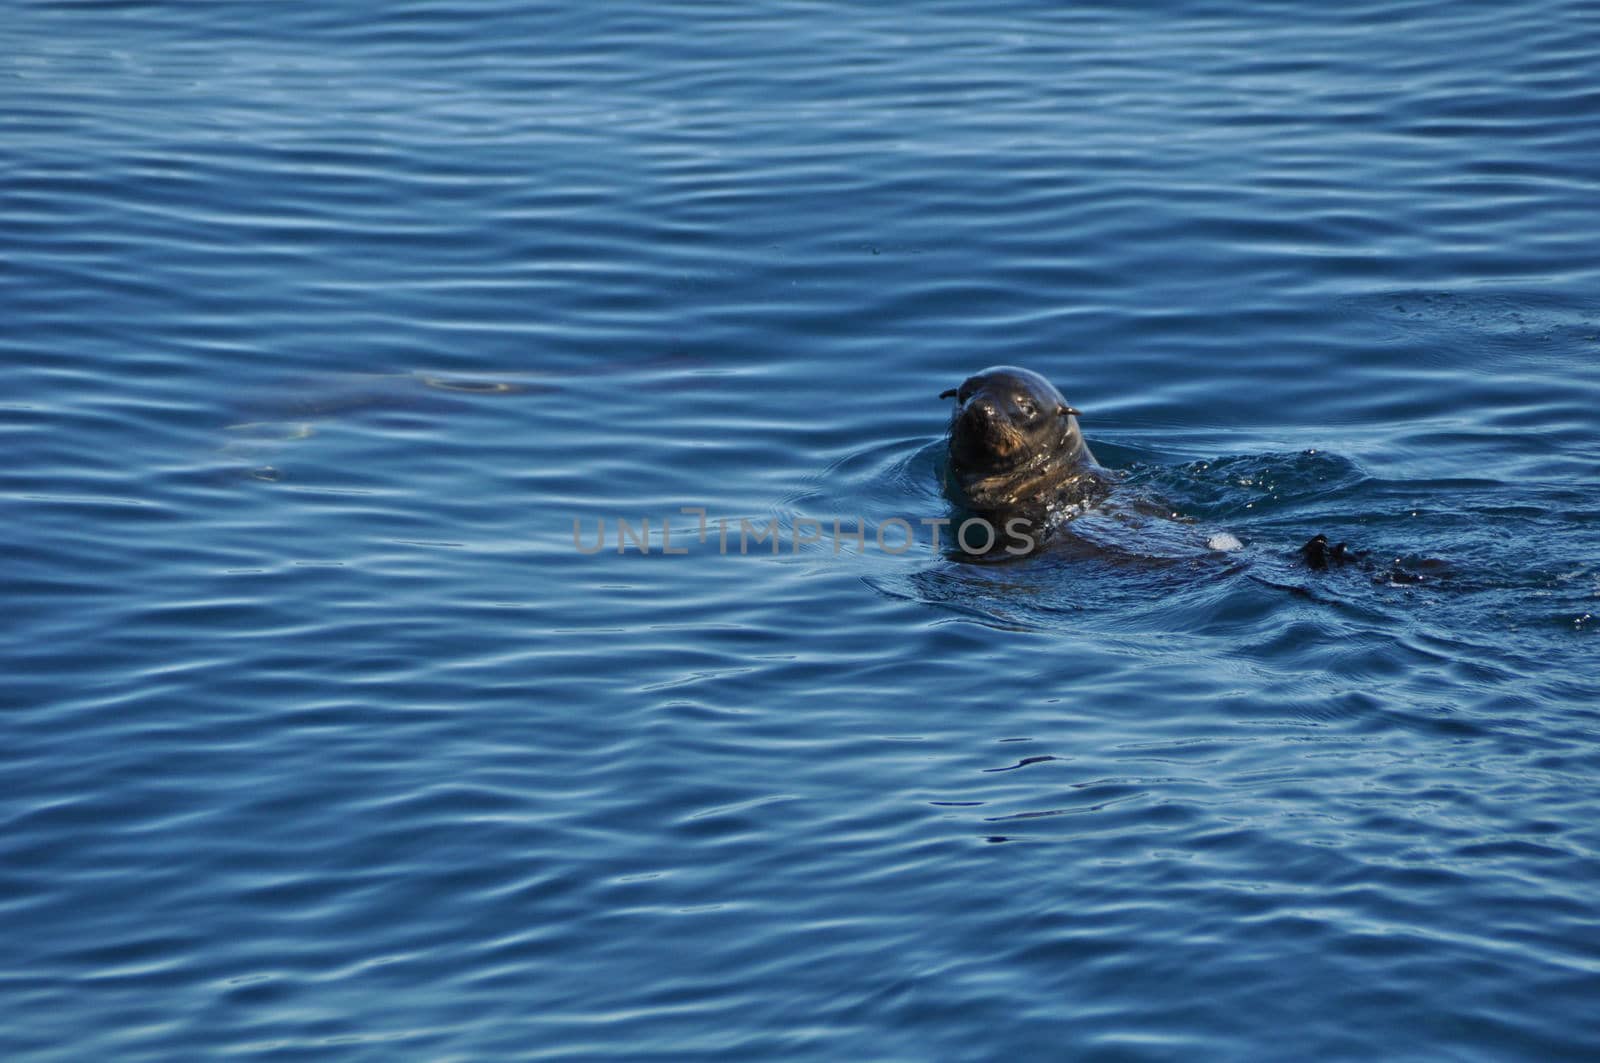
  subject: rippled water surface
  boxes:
[6,2,1600,1059]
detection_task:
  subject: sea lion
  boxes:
[936,370,1438,577]
[939,365,1107,514]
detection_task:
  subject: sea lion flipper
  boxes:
[1301,533,1331,569]
[1301,534,1372,570]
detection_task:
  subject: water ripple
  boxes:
[5,0,1600,1059]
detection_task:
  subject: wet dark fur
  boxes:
[940,366,1107,513]
[938,368,1428,577]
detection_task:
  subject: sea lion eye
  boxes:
[1016,397,1036,417]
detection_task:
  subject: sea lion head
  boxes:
[940,365,1085,478]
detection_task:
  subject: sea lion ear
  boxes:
[939,387,960,400]
[1059,403,1081,417]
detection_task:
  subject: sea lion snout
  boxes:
[951,393,1026,467]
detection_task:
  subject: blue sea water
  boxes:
[4,1,1599,1059]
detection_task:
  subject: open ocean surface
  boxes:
[5,2,1599,1059]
